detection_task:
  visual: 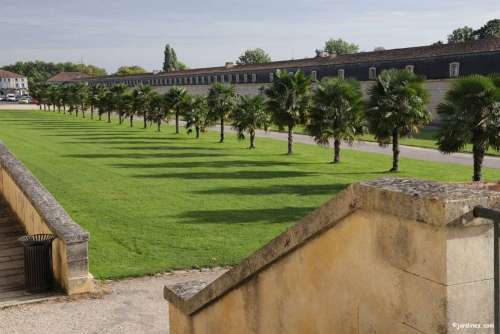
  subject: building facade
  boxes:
[0,70,29,96]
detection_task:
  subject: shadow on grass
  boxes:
[195,183,347,196]
[112,146,224,151]
[133,170,318,179]
[112,159,299,169]
[63,152,227,159]
[178,206,317,224]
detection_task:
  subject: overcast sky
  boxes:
[1,0,498,73]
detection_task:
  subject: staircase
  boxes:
[0,196,25,302]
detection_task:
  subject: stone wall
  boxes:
[0,142,93,295]
[165,178,500,334]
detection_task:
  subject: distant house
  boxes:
[0,70,29,96]
[47,72,90,84]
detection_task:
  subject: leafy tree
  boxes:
[232,95,270,148]
[132,85,154,128]
[89,84,106,119]
[322,38,359,55]
[448,26,475,43]
[436,75,500,181]
[207,83,237,143]
[163,44,187,72]
[366,69,430,172]
[185,96,210,138]
[121,93,135,127]
[237,48,271,65]
[306,78,365,163]
[164,87,189,134]
[110,83,129,123]
[149,92,165,131]
[265,70,312,154]
[473,19,500,40]
[115,66,147,76]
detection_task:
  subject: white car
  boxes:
[6,94,16,102]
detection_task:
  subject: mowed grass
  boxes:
[0,109,499,279]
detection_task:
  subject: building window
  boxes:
[243,73,248,83]
[311,71,317,81]
[213,75,217,83]
[337,69,345,79]
[449,62,460,78]
[228,74,232,83]
[220,75,225,83]
[201,76,205,84]
[235,74,240,83]
[369,67,377,80]
[405,65,415,73]
[269,72,274,82]
[252,73,257,83]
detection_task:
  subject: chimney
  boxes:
[225,62,235,69]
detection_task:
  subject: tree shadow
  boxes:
[178,206,317,224]
[63,152,227,159]
[195,183,347,196]
[112,146,223,151]
[133,170,319,179]
[112,160,298,169]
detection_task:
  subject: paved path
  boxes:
[0,268,227,334]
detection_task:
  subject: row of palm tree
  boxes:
[32,69,499,181]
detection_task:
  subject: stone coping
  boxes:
[0,141,89,244]
[164,178,500,315]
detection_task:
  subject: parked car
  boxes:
[18,97,30,104]
[6,94,16,102]
[0,96,5,101]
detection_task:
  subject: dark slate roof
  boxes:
[47,72,90,82]
[0,70,25,78]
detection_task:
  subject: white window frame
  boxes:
[337,69,345,79]
[235,74,240,83]
[269,72,274,82]
[449,62,460,78]
[369,67,377,80]
[311,70,317,81]
[243,73,248,83]
[220,74,225,83]
[251,73,257,83]
[405,65,415,73]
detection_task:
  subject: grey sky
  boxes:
[1,0,498,73]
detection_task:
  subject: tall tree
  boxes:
[184,96,211,138]
[132,85,154,128]
[236,48,272,65]
[265,70,312,154]
[207,83,237,143]
[115,66,147,76]
[436,75,500,181]
[306,78,365,163]
[448,26,475,43]
[110,83,128,124]
[322,38,359,56]
[232,95,270,149]
[366,69,430,172]
[163,44,187,72]
[164,87,189,134]
[473,19,500,40]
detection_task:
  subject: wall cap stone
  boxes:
[0,141,89,243]
[164,178,500,315]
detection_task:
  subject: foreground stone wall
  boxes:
[0,142,93,295]
[165,178,500,334]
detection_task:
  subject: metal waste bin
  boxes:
[18,234,56,293]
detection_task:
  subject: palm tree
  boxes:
[232,95,270,148]
[184,96,211,138]
[89,84,105,119]
[96,86,110,121]
[77,83,89,118]
[207,83,236,143]
[149,92,165,131]
[121,93,135,127]
[306,78,365,163]
[265,69,312,154]
[366,69,430,172]
[132,85,154,128]
[164,87,188,134]
[47,85,59,112]
[437,75,500,181]
[110,83,128,124]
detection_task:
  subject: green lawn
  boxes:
[1,110,499,279]
[274,126,500,157]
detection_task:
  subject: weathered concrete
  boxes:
[165,178,500,334]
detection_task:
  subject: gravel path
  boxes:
[0,268,227,334]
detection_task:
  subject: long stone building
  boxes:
[69,38,500,122]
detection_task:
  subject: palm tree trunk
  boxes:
[143,114,147,129]
[90,106,93,119]
[81,104,85,118]
[39,104,42,110]
[175,112,180,134]
[119,112,122,124]
[220,118,225,143]
[250,130,256,149]
[107,111,111,123]
[63,105,66,114]
[130,115,134,127]
[472,142,485,181]
[195,126,200,138]
[98,112,102,121]
[333,138,340,163]
[287,125,293,154]
[390,128,400,172]
[157,119,161,132]
[58,106,61,113]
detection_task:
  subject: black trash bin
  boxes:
[18,234,56,293]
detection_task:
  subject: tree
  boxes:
[448,26,475,43]
[149,92,165,131]
[163,44,187,72]
[164,87,189,134]
[115,66,147,76]
[110,83,128,124]
[265,70,312,154]
[89,84,105,119]
[322,38,359,56]
[366,69,430,172]
[232,95,270,148]
[436,75,500,181]
[237,48,271,65]
[207,83,237,143]
[473,19,500,40]
[132,85,154,128]
[306,78,365,163]
[184,96,211,138]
